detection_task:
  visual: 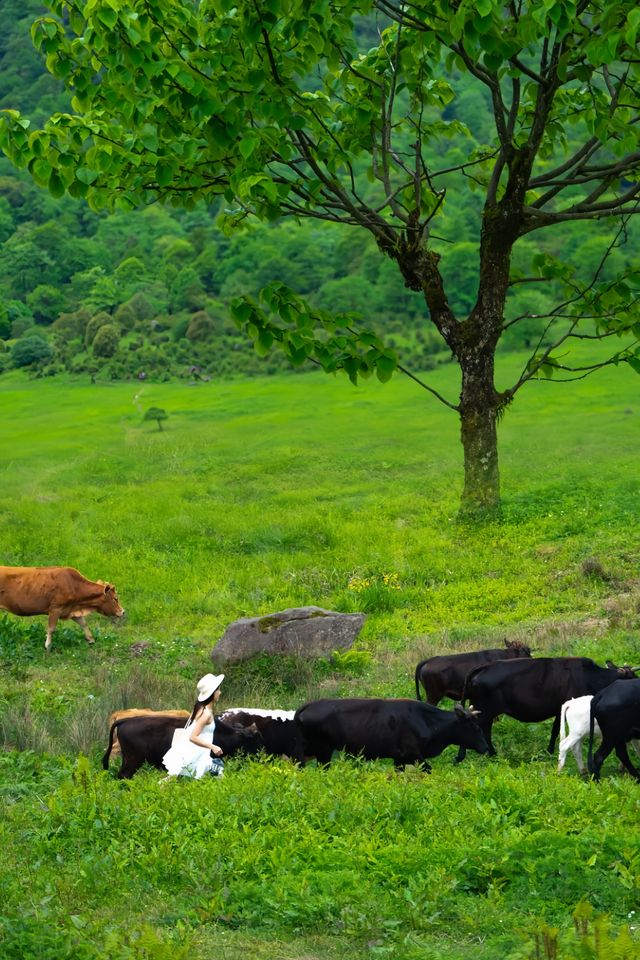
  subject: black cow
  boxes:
[293,698,489,770]
[588,679,640,781]
[415,639,532,704]
[102,714,263,779]
[459,657,637,760]
[220,710,297,757]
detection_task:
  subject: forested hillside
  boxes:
[0,1,637,383]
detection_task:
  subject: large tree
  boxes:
[2,0,640,513]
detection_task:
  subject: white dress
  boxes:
[162,712,218,779]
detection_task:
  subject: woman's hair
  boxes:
[187,689,219,725]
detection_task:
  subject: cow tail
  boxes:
[415,661,425,701]
[102,720,119,769]
[560,699,570,740]
[587,701,596,775]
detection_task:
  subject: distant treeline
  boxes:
[0,1,637,382]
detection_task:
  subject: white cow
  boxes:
[558,695,640,774]
[220,707,295,721]
[557,696,600,774]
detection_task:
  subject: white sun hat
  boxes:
[196,673,225,702]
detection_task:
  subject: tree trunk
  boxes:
[458,345,501,516]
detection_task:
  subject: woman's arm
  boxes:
[188,709,223,756]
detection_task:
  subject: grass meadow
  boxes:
[1,345,640,959]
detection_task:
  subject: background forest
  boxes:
[0,0,638,384]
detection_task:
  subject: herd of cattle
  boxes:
[1,565,639,782]
[103,641,640,783]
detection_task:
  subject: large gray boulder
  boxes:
[210,606,366,664]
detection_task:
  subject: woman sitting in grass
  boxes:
[162,673,225,779]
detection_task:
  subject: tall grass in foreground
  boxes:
[1,751,639,960]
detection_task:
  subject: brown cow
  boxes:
[0,565,125,650]
[106,708,191,761]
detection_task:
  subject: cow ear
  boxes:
[103,583,113,594]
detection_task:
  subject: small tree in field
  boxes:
[3,1,640,513]
[143,406,168,432]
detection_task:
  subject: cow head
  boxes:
[505,639,532,657]
[453,703,489,755]
[97,582,125,619]
[606,661,640,679]
[213,717,263,757]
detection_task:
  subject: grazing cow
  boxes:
[460,657,637,760]
[221,709,297,758]
[102,713,263,779]
[588,679,640,781]
[415,639,532,705]
[293,698,488,770]
[557,695,640,774]
[0,565,124,650]
[106,708,191,761]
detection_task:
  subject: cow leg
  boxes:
[118,754,144,779]
[71,615,95,644]
[315,748,334,766]
[589,740,613,781]
[45,611,60,650]
[557,736,569,772]
[571,739,586,776]
[558,734,585,774]
[614,743,640,780]
[480,719,496,757]
[455,719,495,763]
[547,713,561,754]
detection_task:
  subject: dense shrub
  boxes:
[113,301,137,331]
[52,308,90,340]
[11,334,52,367]
[84,311,112,347]
[91,323,120,358]
[185,310,214,341]
[126,291,155,323]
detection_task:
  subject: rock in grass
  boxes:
[211,606,365,664]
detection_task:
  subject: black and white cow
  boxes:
[219,708,297,757]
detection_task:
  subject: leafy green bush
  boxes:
[92,323,120,358]
[84,312,111,347]
[10,334,52,367]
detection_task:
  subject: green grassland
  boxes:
[1,349,640,959]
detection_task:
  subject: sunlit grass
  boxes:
[1,347,640,959]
